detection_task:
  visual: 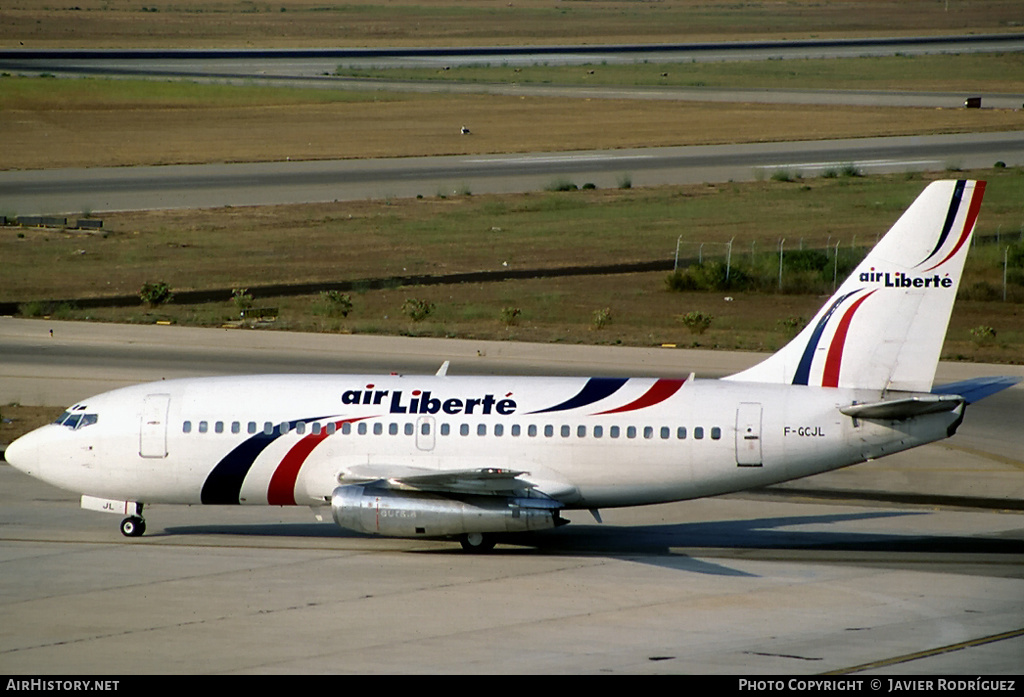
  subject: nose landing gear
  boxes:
[120,515,146,537]
[118,503,146,537]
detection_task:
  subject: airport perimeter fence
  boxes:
[669,229,1024,301]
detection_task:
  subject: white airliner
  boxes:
[5,180,1017,551]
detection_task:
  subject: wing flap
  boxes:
[339,465,536,495]
[839,394,963,420]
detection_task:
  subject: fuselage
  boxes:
[6,373,961,511]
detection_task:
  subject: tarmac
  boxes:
[1,318,1021,674]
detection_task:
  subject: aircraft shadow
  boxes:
[162,509,1024,577]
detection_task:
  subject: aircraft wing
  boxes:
[931,376,1021,404]
[338,465,539,495]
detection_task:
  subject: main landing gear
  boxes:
[459,532,497,553]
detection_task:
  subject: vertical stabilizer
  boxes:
[725,180,985,393]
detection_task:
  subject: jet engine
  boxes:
[330,485,563,538]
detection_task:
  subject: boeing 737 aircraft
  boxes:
[5,180,1018,551]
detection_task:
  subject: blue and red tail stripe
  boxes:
[919,180,985,272]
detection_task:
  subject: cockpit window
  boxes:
[53,411,98,430]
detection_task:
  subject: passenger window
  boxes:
[610,425,620,439]
[231,421,241,434]
[248,422,257,434]
[182,420,192,434]
[342,422,352,435]
[544,425,554,438]
[441,423,450,436]
[644,426,654,439]
[215,421,224,434]
[389,423,399,436]
[296,422,306,435]
[404,423,414,436]
[199,421,208,434]
[374,423,383,435]
[561,425,570,438]
[358,422,368,435]
[312,423,322,435]
[694,427,704,440]
[326,422,337,435]
[711,427,721,440]
[477,424,487,436]
[528,425,538,437]
[511,424,521,437]
[421,422,430,436]
[263,422,274,436]
[577,425,586,438]
[660,427,670,439]
[627,426,637,439]
[460,424,469,436]
[494,424,504,437]
[594,425,603,438]
[677,427,687,439]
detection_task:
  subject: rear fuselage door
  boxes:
[736,402,763,467]
[140,393,170,458]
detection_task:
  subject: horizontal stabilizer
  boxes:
[839,394,963,420]
[931,375,1021,404]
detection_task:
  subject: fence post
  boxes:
[778,238,785,290]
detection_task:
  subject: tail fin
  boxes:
[725,180,985,393]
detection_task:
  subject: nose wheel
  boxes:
[120,516,146,537]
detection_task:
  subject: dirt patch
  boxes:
[0,405,64,445]
[4,92,1021,170]
[3,1,1022,49]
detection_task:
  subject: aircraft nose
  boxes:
[4,430,40,475]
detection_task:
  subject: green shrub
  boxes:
[591,307,612,329]
[314,290,353,318]
[970,325,997,345]
[139,281,173,306]
[678,311,713,335]
[232,288,253,311]
[1007,241,1024,269]
[499,306,522,326]
[777,316,807,337]
[402,298,434,322]
[665,261,751,292]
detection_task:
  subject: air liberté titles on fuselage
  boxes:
[343,385,517,416]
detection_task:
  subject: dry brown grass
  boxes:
[3,0,1022,49]
[4,92,1021,170]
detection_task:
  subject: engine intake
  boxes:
[331,485,562,538]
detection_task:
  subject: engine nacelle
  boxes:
[331,485,562,538]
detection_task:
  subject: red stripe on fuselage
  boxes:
[267,417,372,505]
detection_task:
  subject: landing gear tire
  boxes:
[459,532,496,553]
[120,516,146,537]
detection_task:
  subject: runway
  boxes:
[1,318,1021,674]
[4,132,1023,214]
